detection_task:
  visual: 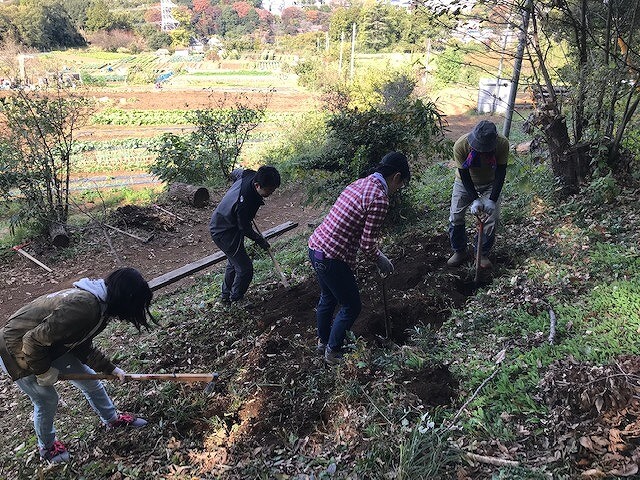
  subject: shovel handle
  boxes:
[252,220,290,288]
[381,276,391,339]
[59,372,217,383]
[474,215,485,284]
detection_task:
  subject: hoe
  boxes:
[59,372,219,394]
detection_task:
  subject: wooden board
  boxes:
[148,221,298,291]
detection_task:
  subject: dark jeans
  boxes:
[308,249,362,352]
[214,240,253,301]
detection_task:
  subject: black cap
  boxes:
[380,151,410,182]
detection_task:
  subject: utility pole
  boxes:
[503,0,532,138]
[339,31,345,75]
[349,23,356,82]
[160,0,180,31]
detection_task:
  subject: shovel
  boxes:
[377,274,393,346]
[474,213,490,286]
[382,275,391,338]
[252,220,290,289]
[59,372,219,394]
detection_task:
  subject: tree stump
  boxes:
[49,223,70,248]
[168,183,210,208]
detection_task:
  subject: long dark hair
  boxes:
[104,267,156,331]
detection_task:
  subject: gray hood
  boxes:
[73,278,108,303]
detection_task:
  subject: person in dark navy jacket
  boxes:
[209,166,281,304]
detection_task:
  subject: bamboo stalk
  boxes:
[465,452,520,467]
[548,308,557,345]
[12,246,53,273]
[103,223,153,243]
[448,367,500,428]
[153,204,185,221]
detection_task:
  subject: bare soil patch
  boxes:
[92,89,318,112]
[252,231,467,346]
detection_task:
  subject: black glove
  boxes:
[256,236,270,251]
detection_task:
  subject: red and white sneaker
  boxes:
[107,413,148,430]
[39,440,70,464]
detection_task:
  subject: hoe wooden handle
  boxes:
[59,372,218,383]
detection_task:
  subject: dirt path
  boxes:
[0,185,324,322]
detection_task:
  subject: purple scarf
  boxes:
[462,149,497,169]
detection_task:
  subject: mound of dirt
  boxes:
[114,204,176,232]
[252,232,471,347]
[403,366,459,406]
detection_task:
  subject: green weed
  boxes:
[394,421,457,479]
[588,242,640,279]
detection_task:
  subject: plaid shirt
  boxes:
[309,174,389,266]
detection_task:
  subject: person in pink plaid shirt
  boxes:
[308,152,410,365]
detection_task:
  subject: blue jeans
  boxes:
[213,241,254,301]
[14,353,118,450]
[448,180,501,254]
[308,249,362,351]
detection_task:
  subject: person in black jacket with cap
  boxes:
[209,166,281,304]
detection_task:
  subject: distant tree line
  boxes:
[0,0,452,53]
[0,1,86,50]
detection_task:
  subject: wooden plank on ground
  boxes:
[148,221,298,291]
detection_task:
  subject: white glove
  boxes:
[36,367,59,386]
[376,252,394,275]
[111,367,126,383]
[482,198,496,215]
[470,198,484,215]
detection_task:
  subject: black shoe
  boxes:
[447,251,468,267]
[324,347,343,365]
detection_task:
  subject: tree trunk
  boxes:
[168,183,210,208]
[541,114,589,193]
[49,223,70,248]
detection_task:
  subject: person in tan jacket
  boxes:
[0,267,156,464]
[447,120,509,268]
